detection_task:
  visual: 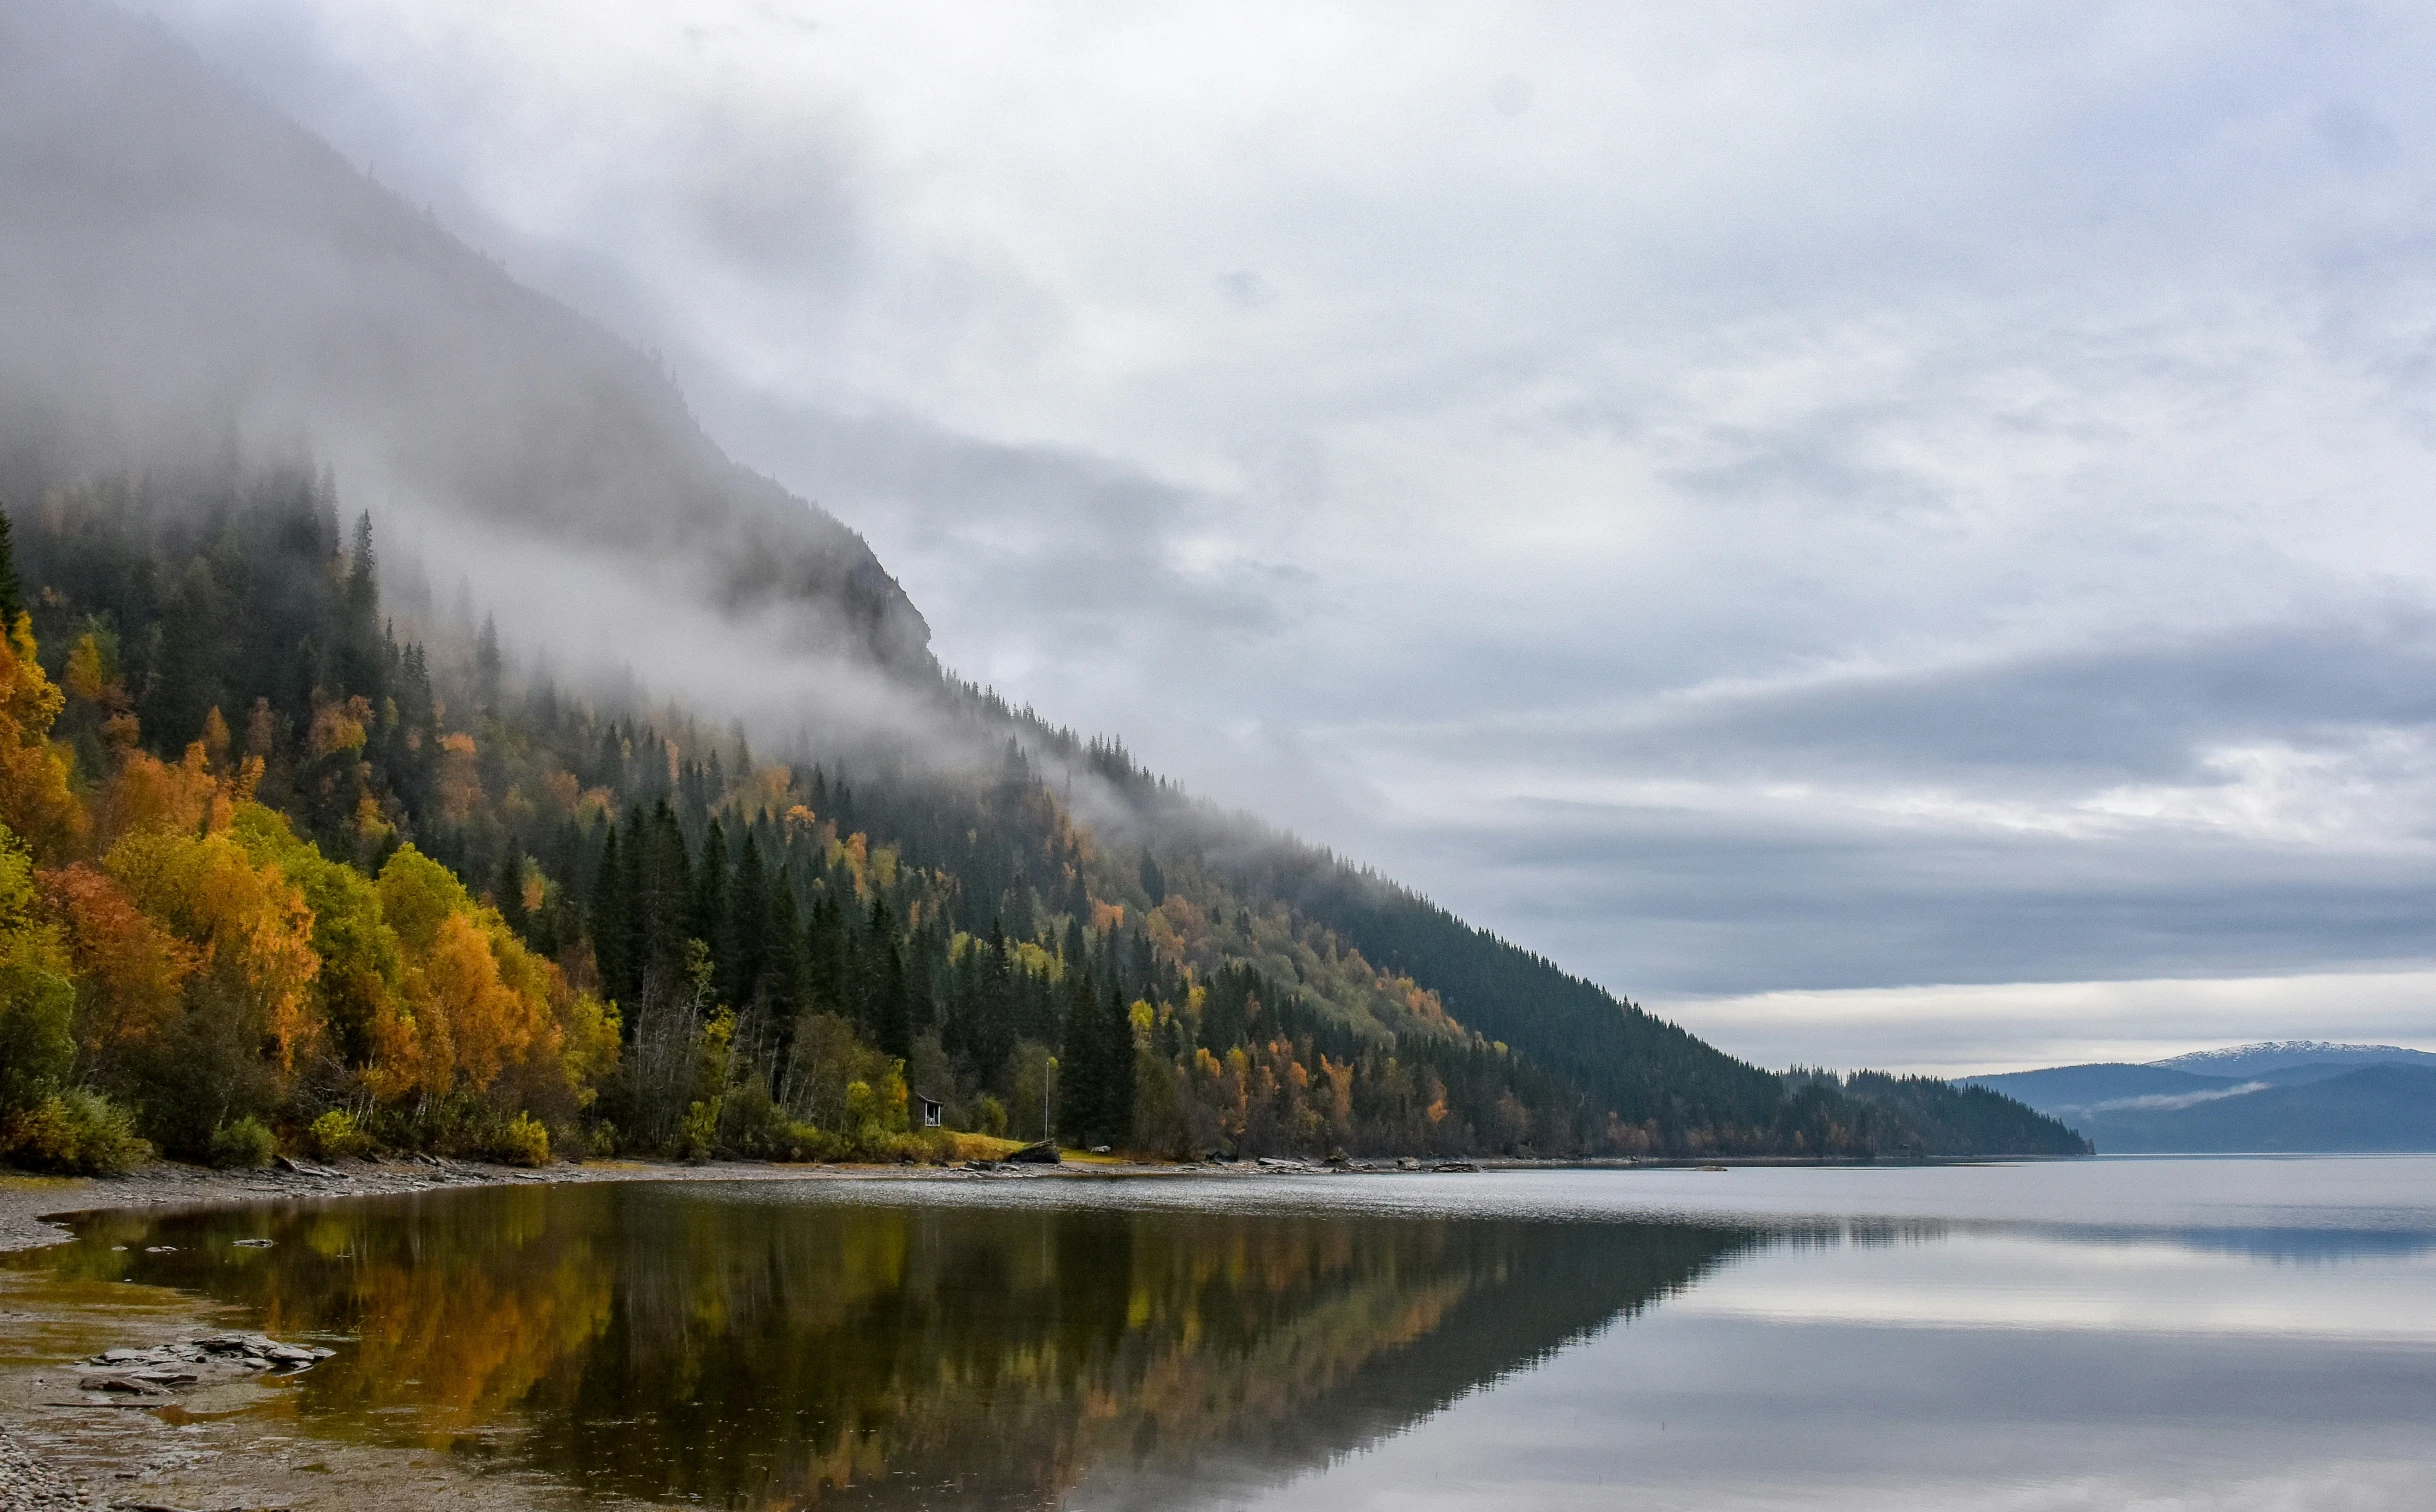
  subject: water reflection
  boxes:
[14,1183,1761,1507]
[11,1164,2436,1511]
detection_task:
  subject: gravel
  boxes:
[0,1419,94,1509]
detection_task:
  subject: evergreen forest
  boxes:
[0,465,2089,1173]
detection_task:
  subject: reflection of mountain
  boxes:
[26,1185,1759,1509]
[2125,1227,2436,1264]
[1964,1043,2436,1153]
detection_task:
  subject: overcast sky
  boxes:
[132,0,2436,1071]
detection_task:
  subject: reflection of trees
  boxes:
[24,1188,1760,1508]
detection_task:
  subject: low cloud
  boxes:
[100,0,2436,1059]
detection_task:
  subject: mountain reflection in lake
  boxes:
[15,1158,2436,1510]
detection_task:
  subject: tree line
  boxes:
[0,464,2088,1172]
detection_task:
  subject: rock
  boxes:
[1005,1141,1062,1165]
[1396,1157,1420,1170]
[1431,1161,1481,1173]
[79,1373,166,1394]
[0,1421,89,1509]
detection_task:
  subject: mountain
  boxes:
[1962,1043,2436,1153]
[0,0,2084,1169]
[2062,1065,2436,1154]
[1957,1063,2255,1117]
[0,0,934,692]
[2149,1041,2436,1078]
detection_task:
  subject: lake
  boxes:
[10,1157,2434,1509]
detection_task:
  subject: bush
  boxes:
[968,1093,1009,1138]
[713,1077,828,1161]
[0,1089,151,1174]
[305,1109,372,1160]
[677,1099,719,1163]
[207,1116,277,1169]
[491,1112,551,1167]
[0,962,75,1114]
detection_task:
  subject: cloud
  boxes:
[1660,970,2436,1076]
[111,0,2436,1057]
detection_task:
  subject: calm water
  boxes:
[12,1157,2435,1509]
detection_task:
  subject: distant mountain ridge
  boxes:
[2149,1041,2436,1076]
[1962,1042,2436,1153]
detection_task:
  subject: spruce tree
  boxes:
[693,818,730,980]
[0,506,21,630]
[727,828,769,1013]
[590,829,631,1009]
[1103,982,1138,1149]
[1059,967,1102,1146]
[497,851,530,941]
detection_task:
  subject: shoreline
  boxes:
[0,1152,1090,1259]
[1,1147,2044,1256]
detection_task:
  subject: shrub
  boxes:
[713,1076,827,1161]
[491,1112,551,1167]
[0,962,75,1114]
[968,1093,1009,1139]
[207,1115,276,1169]
[305,1109,372,1160]
[0,1089,151,1174]
[677,1099,717,1163]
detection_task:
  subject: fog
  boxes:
[0,0,949,770]
[13,0,2436,1067]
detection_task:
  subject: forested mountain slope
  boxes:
[0,2,2083,1170]
[0,478,2084,1166]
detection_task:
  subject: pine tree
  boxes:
[876,930,911,1062]
[591,828,632,1009]
[693,817,730,986]
[0,506,25,632]
[497,850,531,941]
[728,827,769,1014]
[1059,966,1101,1146]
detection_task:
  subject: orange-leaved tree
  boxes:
[0,615,85,861]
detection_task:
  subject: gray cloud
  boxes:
[86,0,2436,1059]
